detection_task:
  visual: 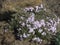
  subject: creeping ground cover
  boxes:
[7,4,60,45]
[0,3,60,45]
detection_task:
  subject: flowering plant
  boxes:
[9,4,60,44]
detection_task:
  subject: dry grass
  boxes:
[2,0,42,11]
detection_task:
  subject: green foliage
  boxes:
[6,7,59,45]
[50,32,60,45]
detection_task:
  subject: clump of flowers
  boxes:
[9,4,60,44]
